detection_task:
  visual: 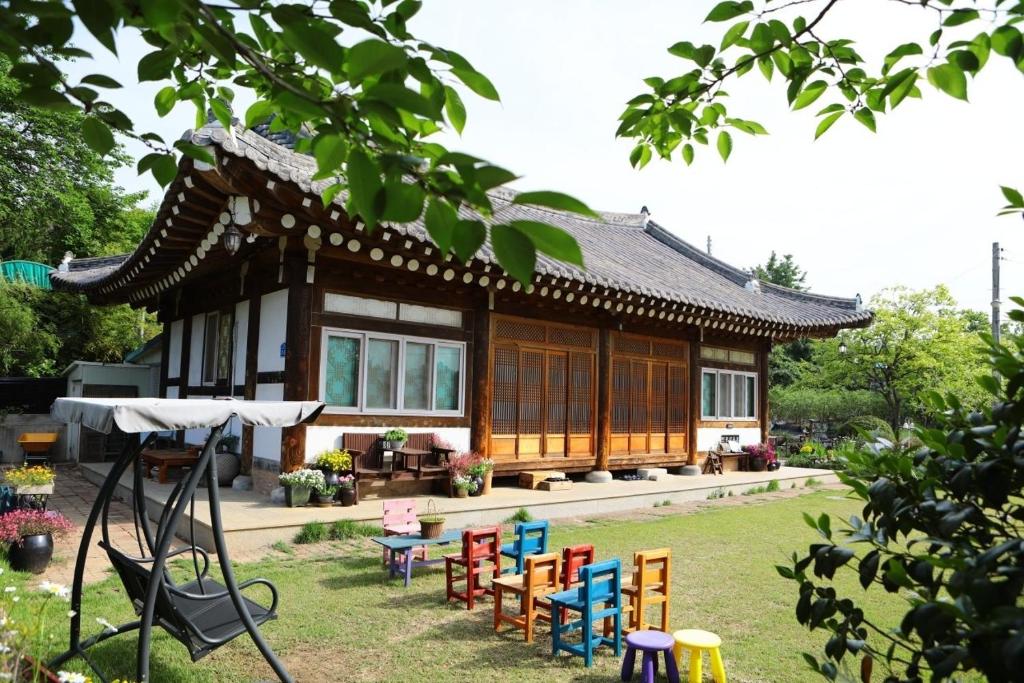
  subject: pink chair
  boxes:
[381,499,427,566]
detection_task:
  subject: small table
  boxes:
[140,448,199,484]
[371,530,461,587]
[394,446,454,479]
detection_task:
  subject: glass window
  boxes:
[718,372,732,418]
[701,371,716,418]
[403,342,432,410]
[366,338,399,409]
[733,374,745,417]
[746,375,756,418]
[435,346,462,411]
[324,336,360,407]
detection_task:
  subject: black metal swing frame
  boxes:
[49,420,294,683]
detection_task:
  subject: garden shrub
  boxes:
[328,519,381,540]
[294,521,327,544]
[504,507,533,524]
[837,415,896,442]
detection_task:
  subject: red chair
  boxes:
[445,527,502,610]
[381,499,426,567]
[556,544,595,624]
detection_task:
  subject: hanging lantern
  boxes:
[223,224,243,255]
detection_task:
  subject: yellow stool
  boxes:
[673,629,727,683]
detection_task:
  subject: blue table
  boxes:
[371,530,461,587]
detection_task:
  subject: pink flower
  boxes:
[0,509,74,545]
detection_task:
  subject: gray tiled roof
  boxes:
[51,123,870,331]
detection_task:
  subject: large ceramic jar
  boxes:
[9,533,54,574]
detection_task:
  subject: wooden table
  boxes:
[371,530,461,587]
[140,448,199,484]
[393,446,454,479]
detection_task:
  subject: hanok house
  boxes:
[51,121,871,495]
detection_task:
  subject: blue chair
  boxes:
[500,520,549,575]
[548,558,622,667]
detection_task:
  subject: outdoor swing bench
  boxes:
[47,397,324,683]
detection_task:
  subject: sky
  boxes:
[62,1,1024,314]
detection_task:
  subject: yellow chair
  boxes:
[673,629,727,683]
[621,547,671,633]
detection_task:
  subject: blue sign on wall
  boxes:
[280,342,286,357]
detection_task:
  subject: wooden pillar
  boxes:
[280,255,312,473]
[178,314,192,399]
[157,320,170,400]
[469,301,491,456]
[687,338,701,465]
[240,287,261,476]
[759,341,771,443]
[594,328,611,471]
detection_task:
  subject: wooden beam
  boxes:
[469,299,491,456]
[759,341,771,444]
[595,327,611,472]
[241,279,261,476]
[688,339,700,466]
[280,255,312,473]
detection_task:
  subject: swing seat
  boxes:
[102,543,279,661]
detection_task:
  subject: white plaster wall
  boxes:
[303,426,470,462]
[257,289,288,373]
[166,385,178,399]
[696,427,762,451]
[167,320,183,378]
[233,300,249,390]
[188,313,205,386]
[252,383,284,462]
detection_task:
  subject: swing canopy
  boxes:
[52,396,324,434]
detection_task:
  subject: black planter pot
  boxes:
[766,460,781,471]
[9,533,54,574]
[749,456,768,472]
[468,476,484,497]
[339,486,356,507]
[322,471,341,487]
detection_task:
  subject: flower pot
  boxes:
[8,533,54,573]
[454,488,468,498]
[13,483,54,496]
[481,470,493,495]
[749,455,768,472]
[469,476,484,497]
[322,471,341,487]
[766,461,781,472]
[419,518,445,539]
[313,493,336,507]
[339,486,356,507]
[284,485,311,507]
[384,439,407,451]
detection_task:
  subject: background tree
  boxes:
[0,282,58,377]
[754,251,808,291]
[755,251,813,386]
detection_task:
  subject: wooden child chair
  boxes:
[553,544,595,625]
[548,558,623,667]
[500,520,550,575]
[381,498,427,567]
[493,552,561,642]
[621,547,672,633]
[444,526,501,610]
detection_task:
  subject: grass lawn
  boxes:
[2,490,913,682]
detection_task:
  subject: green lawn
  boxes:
[2,490,912,682]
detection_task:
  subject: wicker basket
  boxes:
[418,499,445,539]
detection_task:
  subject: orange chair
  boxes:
[444,527,501,610]
[622,547,672,633]
[493,552,561,642]
[381,498,427,567]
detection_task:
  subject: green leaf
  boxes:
[79,74,121,89]
[244,100,274,128]
[508,220,584,267]
[882,42,923,75]
[716,130,732,162]
[942,9,979,27]
[452,68,500,101]
[814,111,844,139]
[424,198,459,253]
[364,83,441,118]
[382,180,425,223]
[150,154,179,187]
[173,141,215,165]
[512,191,597,218]
[154,86,177,117]
[444,86,467,134]
[1001,186,1024,207]
[888,71,918,109]
[72,0,117,54]
[313,134,347,175]
[451,219,486,263]
[347,39,408,82]
[991,26,1022,58]
[210,98,232,130]
[346,148,383,229]
[491,224,537,284]
[682,143,694,166]
[757,56,774,82]
[721,20,749,51]
[853,108,876,132]
[927,63,968,101]
[792,80,827,110]
[137,48,176,82]
[705,0,753,23]
[81,116,114,156]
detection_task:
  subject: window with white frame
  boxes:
[701,369,757,420]
[320,328,465,414]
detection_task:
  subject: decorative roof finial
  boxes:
[855,293,863,311]
[640,205,650,228]
[58,252,74,273]
[745,269,761,293]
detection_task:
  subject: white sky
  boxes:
[63,1,1024,313]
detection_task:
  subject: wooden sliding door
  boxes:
[489,316,596,461]
[610,333,688,456]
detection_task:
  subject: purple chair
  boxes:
[621,630,680,683]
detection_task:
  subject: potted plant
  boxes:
[744,442,775,472]
[278,468,324,507]
[383,428,408,450]
[467,456,495,495]
[337,474,357,506]
[418,500,445,539]
[217,434,240,454]
[0,509,73,573]
[452,475,476,498]
[3,465,56,496]
[314,448,353,487]
[313,483,337,507]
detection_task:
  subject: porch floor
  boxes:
[79,462,839,554]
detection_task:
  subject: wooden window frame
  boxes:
[319,326,466,417]
[701,368,757,421]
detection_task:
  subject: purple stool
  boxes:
[621,630,680,683]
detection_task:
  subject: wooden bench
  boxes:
[702,435,748,475]
[340,434,452,502]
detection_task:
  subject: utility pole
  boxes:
[992,241,1001,343]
